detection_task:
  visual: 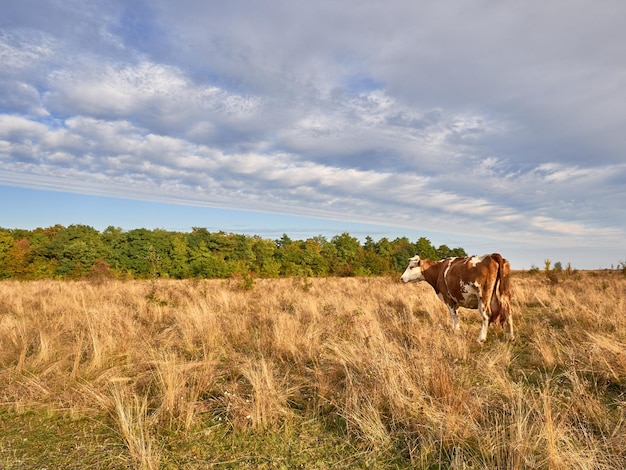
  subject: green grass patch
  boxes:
[0,407,412,469]
[0,408,128,469]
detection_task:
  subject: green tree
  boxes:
[27,225,66,278]
[168,233,191,279]
[4,238,32,279]
[302,238,330,276]
[332,233,360,276]
[227,233,255,273]
[391,237,414,272]
[147,229,178,278]
[41,225,109,278]
[375,237,393,259]
[189,241,230,278]
[276,234,293,249]
[251,237,280,277]
[436,244,452,259]
[277,242,306,276]
[113,229,158,278]
[415,237,437,260]
[0,231,16,279]
[320,238,340,275]
[450,247,467,257]
[358,248,391,276]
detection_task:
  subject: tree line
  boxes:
[0,225,467,280]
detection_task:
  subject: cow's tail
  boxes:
[489,253,511,327]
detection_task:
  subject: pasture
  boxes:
[1,272,625,468]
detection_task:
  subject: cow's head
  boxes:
[400,255,425,283]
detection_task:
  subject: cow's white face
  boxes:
[401,255,425,283]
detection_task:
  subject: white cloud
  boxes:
[0,29,54,72]
[0,114,47,139]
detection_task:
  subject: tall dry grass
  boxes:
[0,273,625,468]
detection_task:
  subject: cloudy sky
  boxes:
[1,0,625,269]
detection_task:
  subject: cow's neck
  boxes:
[421,259,445,293]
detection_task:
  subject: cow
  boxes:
[400,253,514,343]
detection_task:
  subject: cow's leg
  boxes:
[447,305,460,332]
[507,312,515,342]
[477,303,490,343]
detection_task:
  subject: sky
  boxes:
[1,0,625,270]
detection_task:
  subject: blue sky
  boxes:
[1,0,625,269]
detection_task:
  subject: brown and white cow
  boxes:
[400,253,514,343]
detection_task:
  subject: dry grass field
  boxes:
[1,272,625,469]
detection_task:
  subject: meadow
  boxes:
[1,272,625,469]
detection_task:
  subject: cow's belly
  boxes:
[459,282,481,309]
[461,297,479,309]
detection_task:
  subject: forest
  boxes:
[0,225,466,280]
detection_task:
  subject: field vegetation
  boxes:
[1,271,625,468]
